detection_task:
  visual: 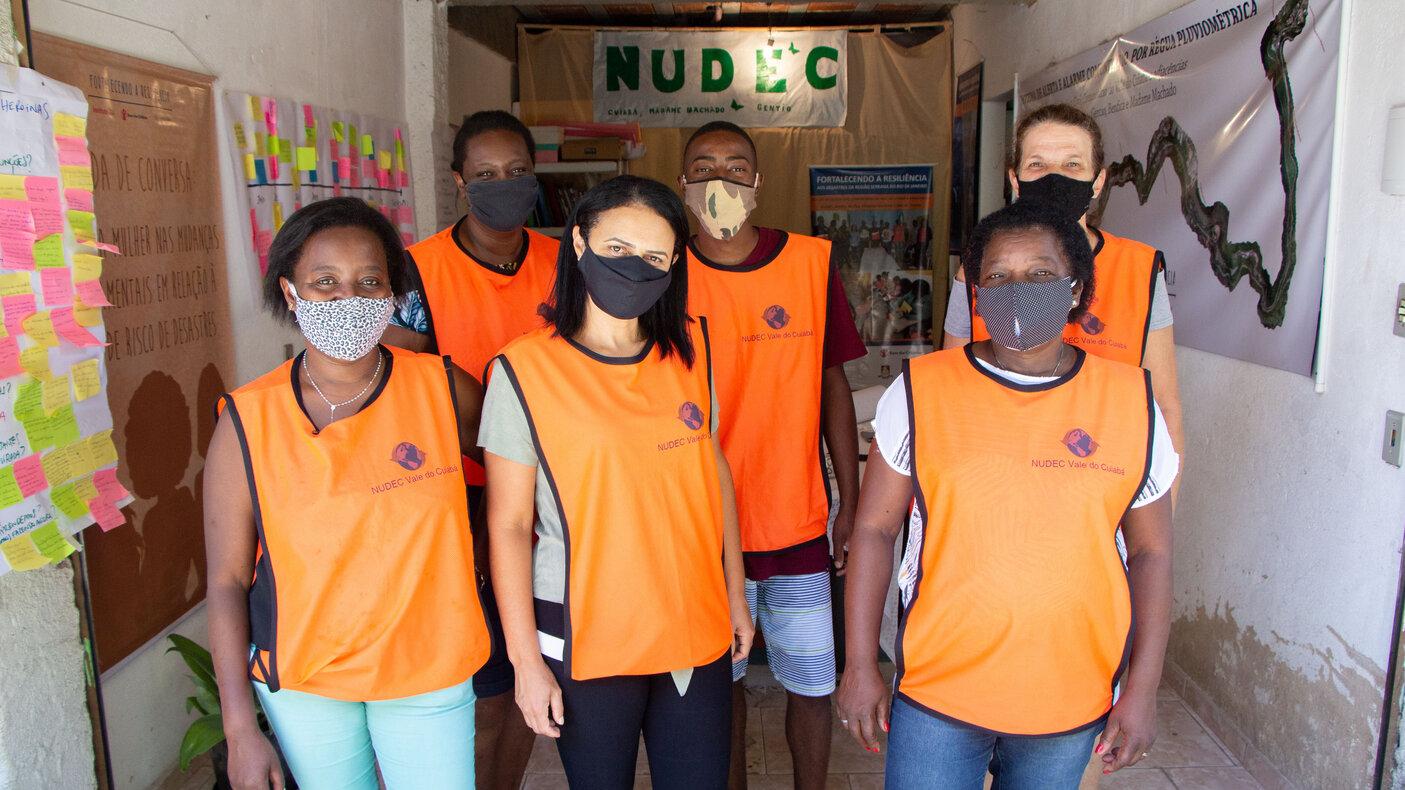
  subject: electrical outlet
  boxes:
[1395,284,1405,338]
[1385,411,1404,467]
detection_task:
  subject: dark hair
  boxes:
[261,197,409,324]
[962,201,1096,324]
[683,121,757,164]
[545,175,695,366]
[1010,103,1105,173]
[452,110,535,174]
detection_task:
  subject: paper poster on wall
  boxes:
[0,64,132,575]
[810,165,943,388]
[593,29,846,128]
[1018,0,1340,376]
[35,33,234,669]
[224,90,416,275]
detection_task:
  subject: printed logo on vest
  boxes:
[1077,312,1106,335]
[1062,429,1099,458]
[678,401,704,430]
[762,305,791,329]
[391,442,426,471]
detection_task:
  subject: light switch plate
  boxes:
[1395,283,1405,338]
[1385,411,1404,467]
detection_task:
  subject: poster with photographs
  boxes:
[809,165,943,388]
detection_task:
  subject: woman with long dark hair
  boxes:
[481,175,752,788]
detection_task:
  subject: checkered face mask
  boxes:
[287,282,394,361]
[975,277,1076,351]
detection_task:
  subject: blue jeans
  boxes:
[884,697,1099,790]
[253,679,475,790]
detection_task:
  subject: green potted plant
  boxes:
[166,635,296,789]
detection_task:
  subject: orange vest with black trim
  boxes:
[686,231,831,554]
[495,321,730,680]
[971,230,1161,365]
[221,346,489,701]
[897,346,1152,735]
[410,222,559,485]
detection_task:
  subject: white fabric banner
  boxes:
[593,29,847,128]
[1019,0,1340,376]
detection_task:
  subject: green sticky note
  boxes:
[332,121,345,142]
[0,466,21,507]
[295,146,318,171]
[49,482,87,519]
[34,235,64,268]
[22,413,56,453]
[47,405,79,446]
[360,133,373,157]
[277,139,292,164]
[15,380,43,423]
[30,522,75,562]
[267,135,280,156]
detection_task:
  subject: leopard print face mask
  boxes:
[287,282,395,361]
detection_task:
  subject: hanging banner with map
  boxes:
[1018,0,1340,376]
[223,90,416,275]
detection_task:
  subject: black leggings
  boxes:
[547,651,732,789]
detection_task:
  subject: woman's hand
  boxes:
[514,656,565,738]
[836,660,889,754]
[1097,688,1157,773]
[226,729,285,790]
[730,593,755,662]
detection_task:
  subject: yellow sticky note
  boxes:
[295,146,317,171]
[30,523,75,562]
[53,112,86,138]
[361,133,373,157]
[1,534,47,571]
[73,475,98,503]
[377,150,391,171]
[71,359,100,400]
[233,122,247,150]
[20,345,50,379]
[60,165,94,192]
[277,139,292,163]
[73,300,101,328]
[0,466,21,507]
[22,311,58,347]
[254,131,267,156]
[88,430,118,469]
[73,253,102,282]
[48,483,87,519]
[0,272,31,297]
[332,121,345,142]
[248,94,261,119]
[42,374,71,413]
[67,210,96,243]
[0,174,26,201]
[42,446,77,485]
[243,153,257,181]
[272,201,284,231]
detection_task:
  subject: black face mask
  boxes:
[1015,174,1095,224]
[466,175,540,232]
[577,247,672,319]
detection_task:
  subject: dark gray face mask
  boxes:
[975,276,1076,351]
[1015,174,1095,224]
[578,247,672,319]
[466,174,540,232]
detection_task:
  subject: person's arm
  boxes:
[382,324,431,353]
[835,439,910,753]
[1097,493,1173,773]
[203,413,285,790]
[449,364,485,465]
[822,365,860,574]
[1142,327,1184,505]
[941,267,970,350]
[713,435,754,661]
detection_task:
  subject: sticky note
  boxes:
[4,293,36,336]
[0,230,36,271]
[248,94,261,119]
[73,475,98,503]
[65,188,94,212]
[47,406,79,446]
[377,150,391,171]
[0,272,30,297]
[86,240,120,255]
[94,468,129,502]
[277,139,292,163]
[54,136,89,168]
[243,153,257,181]
[233,122,247,149]
[70,359,100,400]
[34,234,63,268]
[67,210,96,243]
[0,175,26,201]
[42,446,77,486]
[295,146,317,171]
[19,416,53,456]
[272,201,284,231]
[73,300,101,328]
[59,165,93,192]
[0,336,20,378]
[41,268,72,306]
[14,454,48,497]
[88,430,118,469]
[1,534,46,570]
[90,496,125,532]
[22,311,58,347]
[53,112,86,138]
[19,345,49,379]
[50,307,103,347]
[0,466,21,507]
[42,374,71,413]
[15,380,42,423]
[332,121,345,142]
[72,253,101,282]
[48,483,87,518]
[24,176,64,237]
[358,133,372,157]
[30,523,75,562]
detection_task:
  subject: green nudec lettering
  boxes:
[651,49,685,93]
[806,46,839,89]
[755,49,786,93]
[606,46,640,91]
[701,48,734,92]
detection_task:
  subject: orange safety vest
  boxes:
[686,232,831,554]
[410,221,559,485]
[898,346,1152,735]
[971,229,1161,365]
[222,346,489,701]
[495,321,730,680]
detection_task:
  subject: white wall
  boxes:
[952,0,1405,786]
[447,29,513,124]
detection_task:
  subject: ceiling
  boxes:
[447,1,963,27]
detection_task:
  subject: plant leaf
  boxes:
[193,685,220,716]
[166,635,219,699]
[179,713,224,771]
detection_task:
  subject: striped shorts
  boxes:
[731,571,836,697]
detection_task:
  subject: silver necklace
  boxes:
[303,351,383,422]
[991,344,1066,378]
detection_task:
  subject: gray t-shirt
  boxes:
[944,268,1173,338]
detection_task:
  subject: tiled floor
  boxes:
[157,666,1261,790]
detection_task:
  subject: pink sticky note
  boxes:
[13,454,48,496]
[40,268,73,306]
[0,336,19,378]
[51,306,105,346]
[64,189,93,212]
[302,104,315,130]
[24,177,63,237]
[53,136,89,168]
[75,279,110,307]
[89,496,125,531]
[87,241,120,254]
[400,171,410,188]
[3,293,36,336]
[94,468,130,502]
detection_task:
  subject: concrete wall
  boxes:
[952,0,1405,786]
[447,28,513,128]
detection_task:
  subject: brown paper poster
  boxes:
[34,33,233,670]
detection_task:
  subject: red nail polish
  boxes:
[882,721,889,733]
[1094,743,1104,755]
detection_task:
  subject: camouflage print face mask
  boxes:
[683,177,758,240]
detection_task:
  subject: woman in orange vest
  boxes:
[943,103,1184,501]
[204,198,490,790]
[839,203,1178,788]
[482,176,753,788]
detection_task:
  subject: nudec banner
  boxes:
[593,29,846,128]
